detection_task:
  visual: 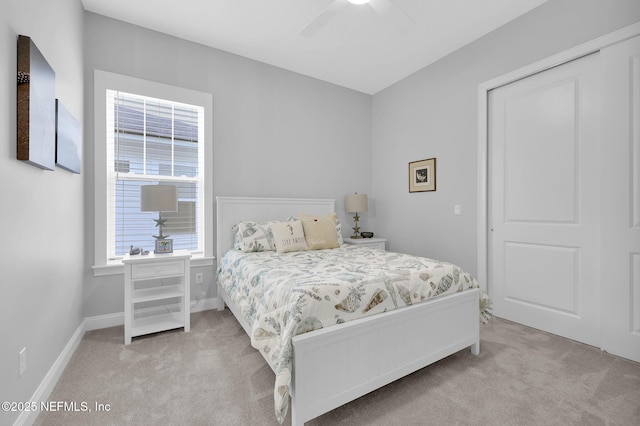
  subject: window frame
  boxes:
[93,70,214,276]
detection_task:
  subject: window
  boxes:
[94,71,213,273]
[107,91,203,257]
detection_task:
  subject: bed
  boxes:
[216,196,484,425]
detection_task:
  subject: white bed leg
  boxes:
[291,406,303,426]
[216,284,225,311]
[470,341,480,356]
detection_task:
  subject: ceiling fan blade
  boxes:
[299,0,349,37]
[368,0,414,26]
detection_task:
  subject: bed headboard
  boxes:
[216,196,336,262]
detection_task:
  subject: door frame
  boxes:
[476,22,640,292]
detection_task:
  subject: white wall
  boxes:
[371,0,640,278]
[82,13,373,318]
[0,0,85,424]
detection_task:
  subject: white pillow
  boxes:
[271,221,308,253]
[335,218,344,246]
[234,220,278,252]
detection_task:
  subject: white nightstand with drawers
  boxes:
[343,237,387,250]
[122,250,191,345]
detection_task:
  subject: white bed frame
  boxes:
[216,196,480,425]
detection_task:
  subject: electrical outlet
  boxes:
[454,205,461,216]
[195,273,203,284]
[19,347,27,376]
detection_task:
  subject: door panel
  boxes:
[600,35,640,362]
[489,53,600,347]
[504,80,578,223]
[504,242,578,314]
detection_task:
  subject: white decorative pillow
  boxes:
[232,224,242,250]
[235,220,278,252]
[335,218,344,246]
[271,221,308,253]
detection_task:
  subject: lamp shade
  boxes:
[345,193,368,213]
[140,185,178,212]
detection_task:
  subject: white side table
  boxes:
[123,250,191,345]
[343,237,387,250]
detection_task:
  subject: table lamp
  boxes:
[140,184,178,240]
[345,193,368,239]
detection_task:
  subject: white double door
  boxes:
[488,35,640,362]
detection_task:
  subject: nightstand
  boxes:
[123,250,191,345]
[343,237,387,250]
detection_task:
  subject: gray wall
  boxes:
[4,2,639,420]
[371,0,640,278]
[0,0,85,424]
[83,13,373,318]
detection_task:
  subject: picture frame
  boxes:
[155,239,173,254]
[17,35,56,170]
[55,99,82,174]
[409,158,436,193]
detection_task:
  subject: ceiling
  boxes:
[81,0,549,94]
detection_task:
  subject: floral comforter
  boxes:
[217,245,489,423]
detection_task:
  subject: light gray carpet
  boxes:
[35,310,640,426]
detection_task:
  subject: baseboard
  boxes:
[83,311,123,331]
[191,297,219,313]
[15,320,86,426]
[15,298,219,425]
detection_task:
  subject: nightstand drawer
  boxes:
[131,260,184,279]
[362,241,386,250]
[343,237,387,251]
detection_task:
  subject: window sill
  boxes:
[92,255,215,277]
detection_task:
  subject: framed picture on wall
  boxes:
[17,35,56,170]
[55,99,82,174]
[409,158,436,192]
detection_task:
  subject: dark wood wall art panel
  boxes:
[17,35,56,170]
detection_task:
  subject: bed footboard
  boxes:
[290,288,480,426]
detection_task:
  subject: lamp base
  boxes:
[351,212,363,238]
[350,235,363,239]
[152,213,170,239]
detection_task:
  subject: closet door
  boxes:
[488,53,601,346]
[600,35,640,362]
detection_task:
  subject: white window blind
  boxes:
[106,90,205,259]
